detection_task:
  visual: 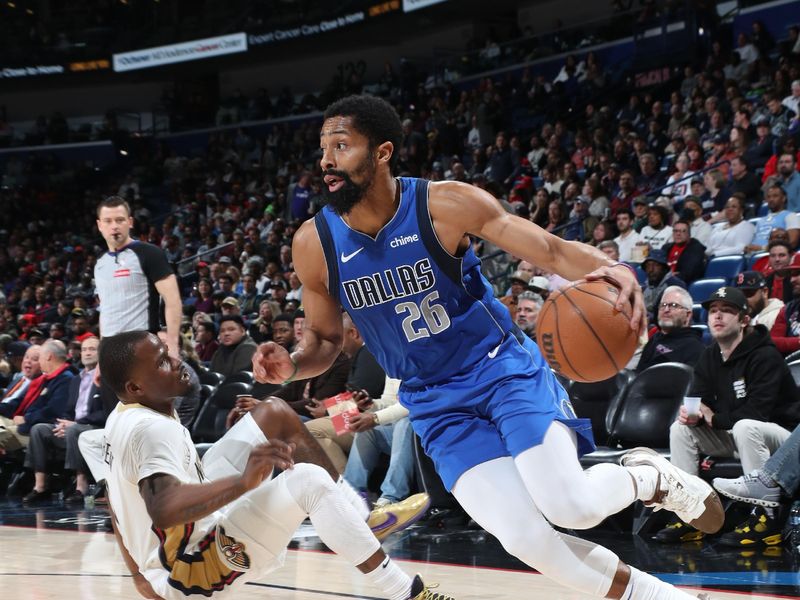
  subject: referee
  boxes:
[94,196,182,357]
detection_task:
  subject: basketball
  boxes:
[537,280,638,383]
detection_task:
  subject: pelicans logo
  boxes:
[216,526,251,571]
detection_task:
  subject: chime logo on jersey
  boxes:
[342,258,436,309]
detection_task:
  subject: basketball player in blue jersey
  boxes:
[253,95,720,600]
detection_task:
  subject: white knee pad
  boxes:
[283,463,336,515]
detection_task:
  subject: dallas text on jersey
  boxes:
[342,257,436,309]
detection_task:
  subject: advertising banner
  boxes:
[113,32,247,72]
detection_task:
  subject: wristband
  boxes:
[282,356,299,385]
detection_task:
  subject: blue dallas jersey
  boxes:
[315,177,538,388]
[315,177,593,489]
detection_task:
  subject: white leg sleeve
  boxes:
[514,421,637,529]
[452,457,619,598]
[284,463,381,566]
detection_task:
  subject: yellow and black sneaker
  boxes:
[653,519,705,543]
[408,574,455,600]
[718,507,782,547]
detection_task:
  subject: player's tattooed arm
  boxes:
[138,443,292,529]
[138,472,248,530]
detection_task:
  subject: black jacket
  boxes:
[662,239,707,285]
[691,325,800,430]
[638,327,706,372]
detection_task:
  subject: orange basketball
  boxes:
[536,279,638,383]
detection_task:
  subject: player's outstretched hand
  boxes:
[585,263,645,335]
[252,342,295,384]
[241,441,295,491]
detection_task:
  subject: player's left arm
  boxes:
[429,181,644,332]
[154,274,182,359]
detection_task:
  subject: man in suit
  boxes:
[0,340,73,451]
[22,337,105,504]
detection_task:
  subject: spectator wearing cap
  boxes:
[642,248,687,324]
[220,296,241,317]
[680,196,713,248]
[705,194,755,258]
[662,220,706,285]
[736,271,784,331]
[704,134,736,178]
[657,286,800,543]
[613,209,641,262]
[764,240,795,302]
[210,315,258,378]
[269,279,288,307]
[637,285,704,372]
[729,156,763,210]
[638,204,673,251]
[748,184,800,253]
[506,271,530,301]
[527,276,550,300]
[745,118,777,170]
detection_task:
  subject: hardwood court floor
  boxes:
[1,501,800,599]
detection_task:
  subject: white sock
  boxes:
[337,476,370,521]
[363,556,412,600]
[626,466,659,502]
[623,567,697,599]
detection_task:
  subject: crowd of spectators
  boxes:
[0,10,800,536]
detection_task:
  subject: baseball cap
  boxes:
[642,248,668,267]
[71,308,86,317]
[221,296,239,308]
[218,256,232,264]
[509,270,529,285]
[734,271,767,291]
[712,134,727,144]
[7,341,30,358]
[701,286,748,312]
[632,196,648,206]
[197,261,209,269]
[690,176,704,185]
[527,276,549,293]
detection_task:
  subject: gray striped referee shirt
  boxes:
[94,241,174,336]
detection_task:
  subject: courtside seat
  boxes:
[580,362,694,469]
[192,381,252,443]
[704,255,745,283]
[568,370,633,445]
[199,369,225,387]
[223,370,254,386]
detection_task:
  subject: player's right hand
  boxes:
[241,441,295,491]
[252,342,296,384]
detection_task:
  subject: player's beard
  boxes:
[323,156,375,216]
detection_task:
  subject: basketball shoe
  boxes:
[408,574,455,600]
[369,493,431,541]
[717,507,783,547]
[620,447,724,533]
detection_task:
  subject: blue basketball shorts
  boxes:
[400,334,595,491]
